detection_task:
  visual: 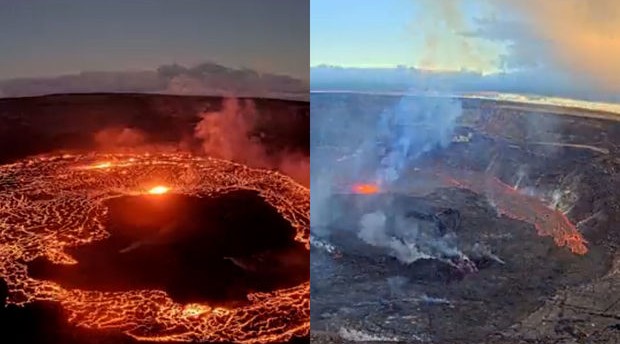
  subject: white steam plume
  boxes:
[375,96,462,185]
[358,210,470,267]
[194,98,309,186]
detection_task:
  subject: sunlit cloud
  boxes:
[311,0,620,99]
[408,0,507,75]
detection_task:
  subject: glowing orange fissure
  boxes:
[436,169,588,255]
[0,152,310,343]
[352,183,380,194]
[91,161,112,169]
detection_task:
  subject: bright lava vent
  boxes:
[148,185,170,195]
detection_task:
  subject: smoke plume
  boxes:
[194,98,309,186]
[310,93,464,264]
[358,211,432,263]
[412,0,501,73]
[375,96,461,185]
[358,208,466,265]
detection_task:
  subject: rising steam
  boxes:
[358,207,468,266]
[358,97,463,264]
[358,211,432,263]
[311,94,466,265]
[194,98,309,186]
[375,96,461,185]
[195,98,263,164]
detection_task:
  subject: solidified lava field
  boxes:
[0,94,310,344]
[310,93,620,344]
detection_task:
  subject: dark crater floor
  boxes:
[311,188,610,342]
[28,190,309,307]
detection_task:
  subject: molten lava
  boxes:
[0,152,310,343]
[434,169,588,255]
[352,183,380,194]
[92,162,112,169]
[148,185,170,195]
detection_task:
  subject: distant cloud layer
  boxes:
[312,0,620,103]
[0,63,309,101]
[310,66,620,103]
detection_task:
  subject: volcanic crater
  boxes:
[0,93,310,344]
[28,190,309,307]
[310,93,620,344]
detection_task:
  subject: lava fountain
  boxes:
[0,152,309,343]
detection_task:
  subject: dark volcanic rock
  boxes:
[310,93,620,344]
[0,93,309,163]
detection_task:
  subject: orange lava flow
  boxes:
[435,170,588,255]
[91,161,112,169]
[0,153,309,343]
[352,183,380,194]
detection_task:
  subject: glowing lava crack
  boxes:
[0,153,309,343]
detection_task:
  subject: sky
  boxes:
[0,0,309,81]
[311,0,620,99]
[311,0,507,74]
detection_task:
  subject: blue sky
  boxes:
[311,0,416,68]
[311,0,620,100]
[311,0,507,74]
[0,0,308,80]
